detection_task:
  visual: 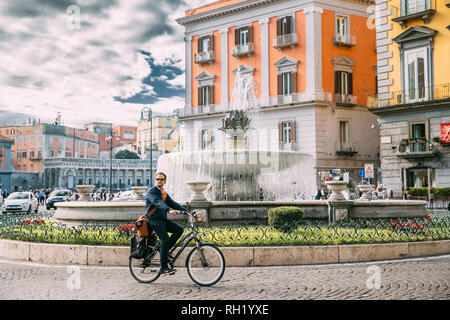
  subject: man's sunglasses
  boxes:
[155,178,166,181]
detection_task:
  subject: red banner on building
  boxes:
[441,123,450,144]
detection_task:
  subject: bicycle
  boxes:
[129,210,226,286]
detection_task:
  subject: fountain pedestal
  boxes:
[131,186,148,200]
[357,184,375,201]
[185,181,211,224]
[76,185,95,201]
[326,181,350,223]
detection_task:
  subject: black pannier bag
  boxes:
[130,234,148,259]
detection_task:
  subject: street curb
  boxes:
[0,239,449,267]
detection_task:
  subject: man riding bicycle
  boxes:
[145,172,188,275]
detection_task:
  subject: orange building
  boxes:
[177,0,381,189]
[0,124,99,174]
[112,126,137,148]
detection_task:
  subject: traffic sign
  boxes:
[358,169,365,177]
[364,163,374,179]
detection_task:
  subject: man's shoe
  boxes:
[160,267,177,275]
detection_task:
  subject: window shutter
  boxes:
[198,37,202,53]
[209,86,214,105]
[210,35,214,51]
[291,72,297,94]
[334,71,341,94]
[278,122,283,144]
[348,72,353,95]
[277,19,282,36]
[208,129,212,147]
[290,121,296,144]
[277,74,283,95]
[198,86,203,106]
[235,28,240,45]
[248,26,253,43]
[287,16,292,34]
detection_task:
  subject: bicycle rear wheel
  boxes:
[186,244,225,286]
[129,245,161,283]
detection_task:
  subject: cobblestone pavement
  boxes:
[0,255,449,300]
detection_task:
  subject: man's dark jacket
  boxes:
[145,186,187,220]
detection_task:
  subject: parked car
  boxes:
[1,192,39,214]
[46,189,73,210]
[112,190,136,201]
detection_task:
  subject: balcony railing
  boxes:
[194,51,215,65]
[334,33,356,47]
[396,138,437,158]
[377,83,450,108]
[392,0,436,28]
[231,42,255,58]
[336,142,358,156]
[335,93,357,105]
[273,33,298,49]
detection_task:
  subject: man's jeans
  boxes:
[147,218,183,270]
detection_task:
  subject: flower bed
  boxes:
[0,211,449,247]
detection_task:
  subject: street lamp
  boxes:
[141,107,153,188]
[106,129,114,195]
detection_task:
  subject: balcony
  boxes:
[194,51,215,65]
[334,33,356,47]
[273,33,298,50]
[231,42,255,58]
[391,0,436,29]
[336,142,358,156]
[376,83,450,108]
[335,93,357,106]
[396,139,437,159]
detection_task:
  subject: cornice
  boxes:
[176,0,375,26]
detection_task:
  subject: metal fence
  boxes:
[0,211,449,247]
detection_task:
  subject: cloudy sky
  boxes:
[0,0,209,128]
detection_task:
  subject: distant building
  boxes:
[0,124,99,190]
[137,114,179,157]
[85,122,113,151]
[0,134,14,192]
[43,157,151,190]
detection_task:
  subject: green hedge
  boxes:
[268,206,304,232]
[410,187,450,197]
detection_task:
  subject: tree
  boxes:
[114,149,140,159]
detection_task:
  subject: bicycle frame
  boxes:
[167,212,202,264]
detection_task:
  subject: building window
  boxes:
[199,85,214,106]
[278,16,293,36]
[282,122,292,143]
[201,129,212,150]
[278,121,296,144]
[404,47,428,102]
[339,121,349,147]
[336,16,348,37]
[277,71,297,96]
[402,0,428,16]
[335,71,353,95]
[198,35,213,53]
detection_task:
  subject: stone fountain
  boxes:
[53,68,428,226]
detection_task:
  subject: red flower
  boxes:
[425,214,431,219]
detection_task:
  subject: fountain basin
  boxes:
[54,199,428,226]
[54,201,146,227]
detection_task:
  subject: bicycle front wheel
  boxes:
[186,244,225,286]
[129,248,161,283]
